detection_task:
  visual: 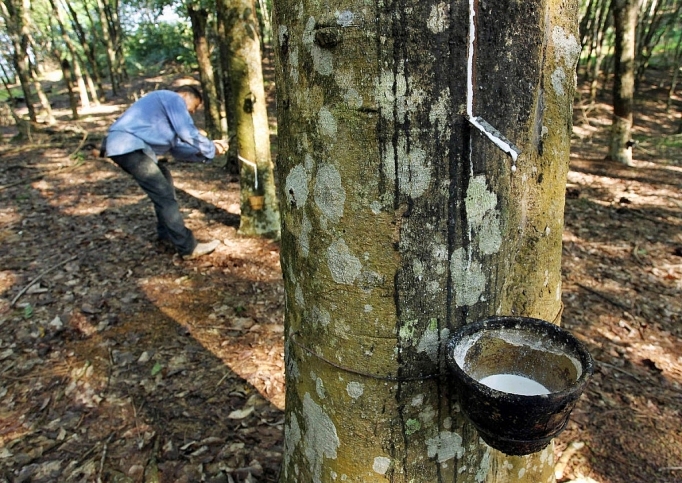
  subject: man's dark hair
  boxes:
[173,85,203,104]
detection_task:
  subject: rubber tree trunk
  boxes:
[216,0,237,170]
[49,0,90,113]
[608,0,637,166]
[64,0,105,101]
[58,57,79,120]
[187,5,223,139]
[95,0,119,95]
[220,0,280,238]
[1,0,37,122]
[273,0,579,481]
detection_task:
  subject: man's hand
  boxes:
[213,140,228,155]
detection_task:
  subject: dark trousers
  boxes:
[110,150,197,255]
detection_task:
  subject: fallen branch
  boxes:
[596,359,642,382]
[0,158,86,191]
[69,131,89,159]
[10,255,78,308]
[1,142,67,152]
[576,282,631,311]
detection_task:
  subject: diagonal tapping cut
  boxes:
[466,0,521,167]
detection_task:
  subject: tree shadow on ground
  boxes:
[0,145,284,482]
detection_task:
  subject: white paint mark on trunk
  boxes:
[318,106,338,137]
[475,445,491,482]
[327,239,362,284]
[397,140,431,198]
[465,175,502,255]
[316,377,326,399]
[427,2,450,33]
[373,456,391,474]
[336,10,355,27]
[466,0,521,164]
[311,305,331,327]
[346,381,364,399]
[302,393,340,483]
[551,67,566,96]
[300,214,311,257]
[426,431,464,463]
[303,16,333,76]
[286,164,309,208]
[283,413,301,474]
[314,164,346,223]
[451,247,486,307]
[552,26,581,67]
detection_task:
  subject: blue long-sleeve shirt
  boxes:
[105,90,216,163]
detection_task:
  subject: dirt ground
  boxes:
[0,70,681,483]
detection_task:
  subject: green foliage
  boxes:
[22,304,33,319]
[234,305,246,315]
[0,87,24,102]
[125,20,196,69]
[151,361,163,376]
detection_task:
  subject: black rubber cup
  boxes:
[446,316,593,455]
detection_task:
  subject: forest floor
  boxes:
[0,68,681,483]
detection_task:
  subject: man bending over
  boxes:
[104,85,228,260]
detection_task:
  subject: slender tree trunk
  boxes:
[106,0,127,83]
[274,0,579,481]
[82,61,101,106]
[76,0,107,98]
[59,57,79,119]
[12,55,37,122]
[187,5,223,139]
[71,57,90,113]
[31,73,56,124]
[216,0,238,172]
[49,0,90,112]
[63,0,104,101]
[0,62,24,126]
[220,0,279,238]
[94,0,119,94]
[609,0,637,166]
[587,0,611,101]
[666,27,682,112]
[1,0,38,121]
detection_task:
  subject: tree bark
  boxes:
[666,25,682,112]
[63,0,104,102]
[216,0,238,172]
[49,0,90,113]
[187,5,224,139]
[608,0,637,166]
[219,0,280,238]
[1,0,38,122]
[58,57,79,120]
[274,0,579,481]
[94,0,119,94]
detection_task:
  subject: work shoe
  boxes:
[182,240,220,260]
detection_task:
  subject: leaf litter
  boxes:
[0,74,681,483]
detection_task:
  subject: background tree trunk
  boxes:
[49,0,90,112]
[187,5,223,139]
[608,0,637,166]
[1,0,38,122]
[58,57,79,120]
[30,71,56,124]
[274,0,579,481]
[216,0,239,172]
[63,0,105,101]
[94,0,119,94]
[221,0,279,238]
